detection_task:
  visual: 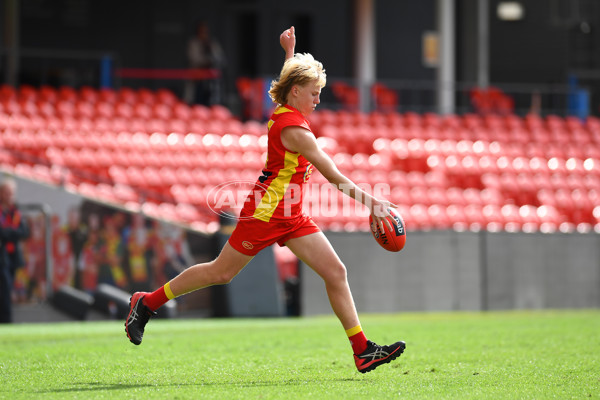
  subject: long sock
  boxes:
[346,324,368,354]
[142,282,175,311]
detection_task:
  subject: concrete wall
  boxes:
[300,231,600,316]
[485,232,600,310]
[217,234,284,318]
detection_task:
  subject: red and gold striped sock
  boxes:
[142,282,175,311]
[346,324,368,355]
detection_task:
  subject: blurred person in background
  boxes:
[67,207,88,290]
[184,20,226,106]
[0,177,30,323]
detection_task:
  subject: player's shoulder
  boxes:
[273,106,310,130]
[272,105,302,121]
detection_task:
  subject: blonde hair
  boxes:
[269,53,326,105]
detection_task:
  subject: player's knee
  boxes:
[213,269,238,285]
[325,261,348,284]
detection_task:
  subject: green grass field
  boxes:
[1,310,598,399]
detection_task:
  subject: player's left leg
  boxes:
[284,232,405,373]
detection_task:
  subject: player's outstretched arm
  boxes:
[281,126,397,230]
[280,26,295,60]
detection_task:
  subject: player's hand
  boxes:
[370,198,398,232]
[280,26,295,58]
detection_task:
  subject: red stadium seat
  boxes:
[371,83,398,113]
[331,81,359,111]
[427,204,451,229]
[410,186,430,205]
[593,205,600,225]
[190,104,211,120]
[55,100,75,118]
[175,203,201,223]
[113,183,138,202]
[170,102,191,121]
[369,169,389,186]
[408,204,432,230]
[58,86,77,102]
[76,182,99,198]
[36,85,57,103]
[518,205,541,232]
[535,205,561,232]
[95,183,119,203]
[386,170,406,188]
[75,101,95,119]
[156,89,178,106]
[114,102,134,119]
[389,186,411,207]
[133,103,152,119]
[116,87,137,104]
[171,184,191,203]
[350,169,370,185]
[480,204,503,231]
[500,204,522,231]
[426,187,448,206]
[446,187,466,206]
[224,120,244,136]
[98,88,117,103]
[137,88,155,105]
[405,171,427,188]
[94,101,115,118]
[331,153,353,174]
[79,86,99,103]
[210,104,233,121]
[153,103,172,119]
[463,204,485,231]
[445,204,467,231]
[158,167,178,186]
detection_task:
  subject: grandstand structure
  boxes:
[1,84,599,235]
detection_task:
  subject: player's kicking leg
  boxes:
[125,242,253,345]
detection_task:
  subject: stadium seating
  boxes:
[1,84,599,233]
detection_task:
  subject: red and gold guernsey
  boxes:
[240,105,314,222]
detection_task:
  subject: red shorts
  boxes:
[228,214,321,256]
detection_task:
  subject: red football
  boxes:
[369,208,406,252]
